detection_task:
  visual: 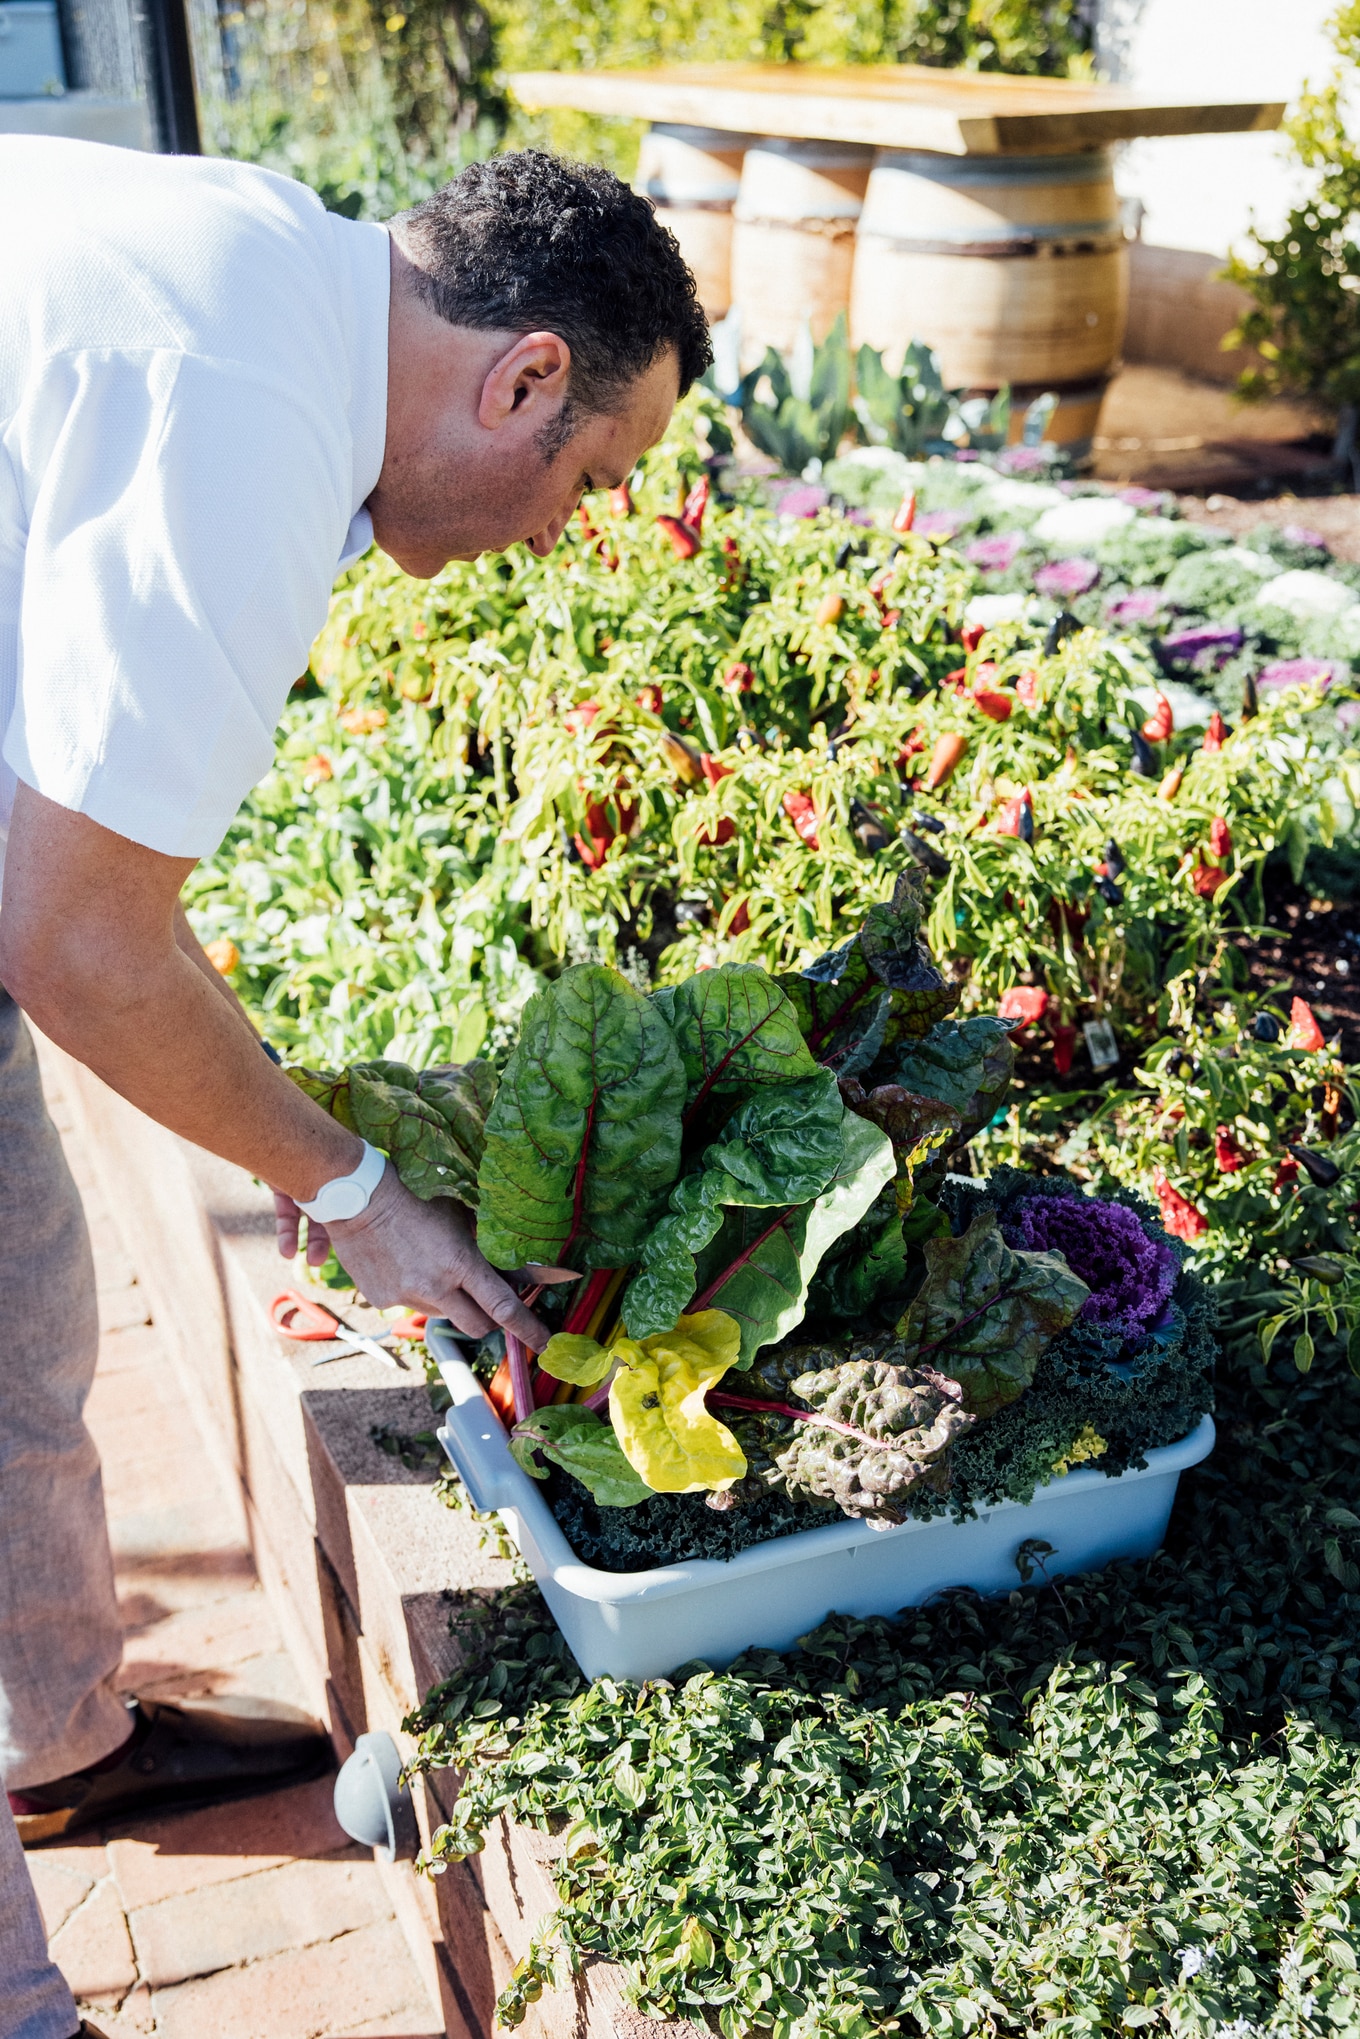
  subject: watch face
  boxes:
[323,1181,370,1223]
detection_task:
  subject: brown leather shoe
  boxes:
[12,1697,331,1844]
[77,2025,111,2037]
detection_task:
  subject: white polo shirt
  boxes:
[0,137,390,880]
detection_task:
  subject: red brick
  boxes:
[152,1918,438,2039]
[49,1874,137,2008]
[132,1852,388,1986]
[108,1773,350,1907]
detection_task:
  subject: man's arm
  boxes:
[0,785,549,1345]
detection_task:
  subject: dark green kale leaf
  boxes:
[896,1210,1089,1417]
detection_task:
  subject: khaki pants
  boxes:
[0,985,127,2037]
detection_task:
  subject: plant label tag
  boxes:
[1083,1019,1119,1071]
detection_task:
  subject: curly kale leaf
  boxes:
[771,1357,974,1521]
[896,1209,1089,1418]
[476,965,683,1271]
[652,963,817,1115]
[286,1056,496,1203]
[623,1070,847,1337]
[509,1406,652,1509]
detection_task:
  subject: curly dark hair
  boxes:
[394,151,712,441]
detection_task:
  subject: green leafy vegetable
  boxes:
[652,963,816,1114]
[508,1405,652,1508]
[837,1080,962,1209]
[623,1070,847,1338]
[475,965,684,1270]
[689,1111,896,1365]
[896,1208,1089,1416]
[287,1055,496,1202]
[770,1353,974,1520]
[889,1015,1017,1148]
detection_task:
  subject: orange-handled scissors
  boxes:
[270,1290,407,1371]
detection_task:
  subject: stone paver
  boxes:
[25,1072,443,2036]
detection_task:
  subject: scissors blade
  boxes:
[311,1336,406,1371]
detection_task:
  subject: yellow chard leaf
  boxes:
[610,1312,747,1493]
[536,1333,615,1387]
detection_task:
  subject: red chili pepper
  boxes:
[1050,1023,1077,1075]
[682,476,710,533]
[656,515,701,559]
[635,684,664,714]
[961,623,986,653]
[577,505,599,541]
[892,491,917,534]
[1288,997,1326,1052]
[1142,692,1174,743]
[974,688,1013,723]
[1015,669,1040,709]
[726,899,751,936]
[722,661,756,695]
[897,733,925,770]
[925,732,968,790]
[1202,711,1227,754]
[563,700,602,736]
[995,791,1033,840]
[1274,1154,1300,1191]
[782,791,821,850]
[815,591,845,627]
[1152,1169,1208,1242]
[998,986,1048,1030]
[610,483,633,517]
[1209,816,1232,860]
[700,816,737,847]
[881,609,901,630]
[1191,860,1227,897]
[942,666,969,693]
[1214,1125,1247,1173]
[701,754,734,789]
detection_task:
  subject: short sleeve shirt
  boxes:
[0,136,389,879]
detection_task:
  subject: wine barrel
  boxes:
[635,124,751,321]
[849,148,1128,442]
[730,138,874,364]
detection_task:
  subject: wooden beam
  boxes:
[508,63,1284,156]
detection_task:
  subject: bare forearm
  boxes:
[23,936,359,1201]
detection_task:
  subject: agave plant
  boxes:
[731,314,855,479]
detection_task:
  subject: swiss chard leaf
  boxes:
[773,1356,974,1521]
[888,1016,1017,1148]
[287,1057,496,1203]
[475,965,684,1270]
[623,1070,846,1338]
[777,873,959,1070]
[837,1082,962,1211]
[608,1312,746,1494]
[895,1209,1089,1417]
[509,1405,652,1508]
[687,1112,895,1366]
[652,964,816,1115]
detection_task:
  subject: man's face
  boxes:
[370,256,682,577]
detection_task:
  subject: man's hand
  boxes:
[327,1169,549,1349]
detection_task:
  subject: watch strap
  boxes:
[297,1141,387,1223]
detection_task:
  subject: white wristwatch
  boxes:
[297,1141,387,1224]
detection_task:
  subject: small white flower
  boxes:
[1034,497,1136,547]
[1179,1947,1206,1979]
[1255,569,1356,620]
[981,477,1066,516]
[964,592,1031,627]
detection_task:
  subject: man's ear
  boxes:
[479,332,572,431]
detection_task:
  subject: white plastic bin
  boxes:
[428,1322,1214,1681]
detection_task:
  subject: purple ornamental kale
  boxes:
[1281,524,1330,554]
[1119,487,1168,511]
[915,510,963,541]
[1155,625,1244,673]
[967,532,1024,573]
[1035,556,1100,598]
[999,1196,1177,1338]
[1106,588,1162,626]
[773,483,830,520]
[1258,658,1338,692]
